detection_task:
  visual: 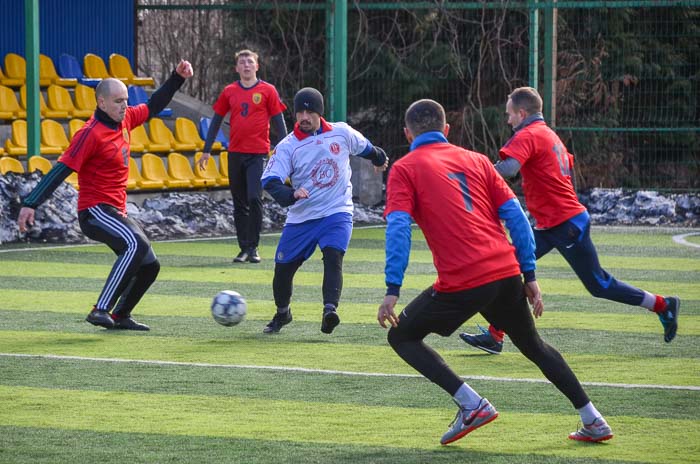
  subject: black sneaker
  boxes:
[247,248,261,263]
[658,296,680,343]
[233,250,249,263]
[86,307,115,329]
[321,305,340,334]
[263,309,293,334]
[113,317,150,331]
[459,325,503,354]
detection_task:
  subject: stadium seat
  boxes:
[176,117,222,152]
[0,65,23,88]
[219,151,229,179]
[0,156,24,175]
[65,170,79,189]
[129,156,163,190]
[73,84,96,115]
[194,151,226,186]
[27,155,53,174]
[127,85,172,117]
[131,124,169,153]
[109,53,155,87]
[126,157,138,190]
[57,54,100,87]
[0,84,26,120]
[41,119,70,151]
[5,53,52,87]
[47,84,93,119]
[4,119,63,156]
[84,53,126,83]
[168,152,209,188]
[140,153,191,188]
[199,117,228,149]
[20,85,68,119]
[68,119,86,139]
[40,54,77,87]
[150,117,196,152]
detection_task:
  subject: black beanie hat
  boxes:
[294,87,324,115]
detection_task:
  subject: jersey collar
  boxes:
[95,107,120,130]
[410,131,448,151]
[293,117,333,140]
[513,112,544,132]
[237,79,260,90]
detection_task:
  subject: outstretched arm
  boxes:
[18,162,74,232]
[146,59,193,118]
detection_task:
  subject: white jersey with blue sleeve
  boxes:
[262,121,371,224]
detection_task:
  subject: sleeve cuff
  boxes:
[523,270,536,283]
[386,284,401,297]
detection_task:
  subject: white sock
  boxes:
[453,383,482,410]
[577,402,603,425]
[640,291,656,310]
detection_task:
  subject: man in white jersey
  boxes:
[261,87,389,334]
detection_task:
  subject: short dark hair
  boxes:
[404,99,446,136]
[235,49,258,63]
[95,78,124,100]
[508,87,543,115]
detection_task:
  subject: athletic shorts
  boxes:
[275,212,352,263]
[395,275,532,339]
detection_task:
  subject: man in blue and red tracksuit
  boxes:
[17,60,194,331]
[460,86,680,355]
[377,99,612,444]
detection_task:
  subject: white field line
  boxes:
[672,232,700,249]
[1,352,698,392]
[0,225,387,254]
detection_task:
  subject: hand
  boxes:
[293,187,309,200]
[374,157,389,173]
[377,295,400,328]
[524,280,544,318]
[197,152,210,171]
[176,59,193,78]
[17,207,35,233]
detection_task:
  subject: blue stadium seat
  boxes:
[199,116,228,150]
[57,54,101,88]
[128,85,172,117]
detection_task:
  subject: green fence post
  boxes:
[25,0,40,159]
[528,0,539,89]
[543,0,557,126]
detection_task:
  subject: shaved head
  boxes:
[405,99,446,137]
[95,78,127,100]
[96,78,129,122]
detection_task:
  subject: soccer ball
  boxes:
[210,290,247,326]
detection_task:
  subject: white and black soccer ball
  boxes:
[210,290,247,326]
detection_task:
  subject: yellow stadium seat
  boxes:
[41,119,70,151]
[129,156,163,190]
[5,53,51,87]
[167,152,209,188]
[47,84,92,119]
[20,85,68,119]
[126,157,138,190]
[131,124,168,153]
[0,84,26,119]
[74,84,96,114]
[65,171,79,189]
[4,119,62,156]
[27,155,53,174]
[40,54,77,87]
[175,117,222,152]
[0,156,25,174]
[0,65,23,88]
[68,119,86,139]
[150,118,197,152]
[109,53,154,87]
[141,153,191,188]
[84,53,128,84]
[194,152,226,186]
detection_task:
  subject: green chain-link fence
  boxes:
[138,0,700,191]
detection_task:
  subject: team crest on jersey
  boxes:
[252,93,262,104]
[310,158,339,189]
[122,128,129,143]
[329,142,341,155]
